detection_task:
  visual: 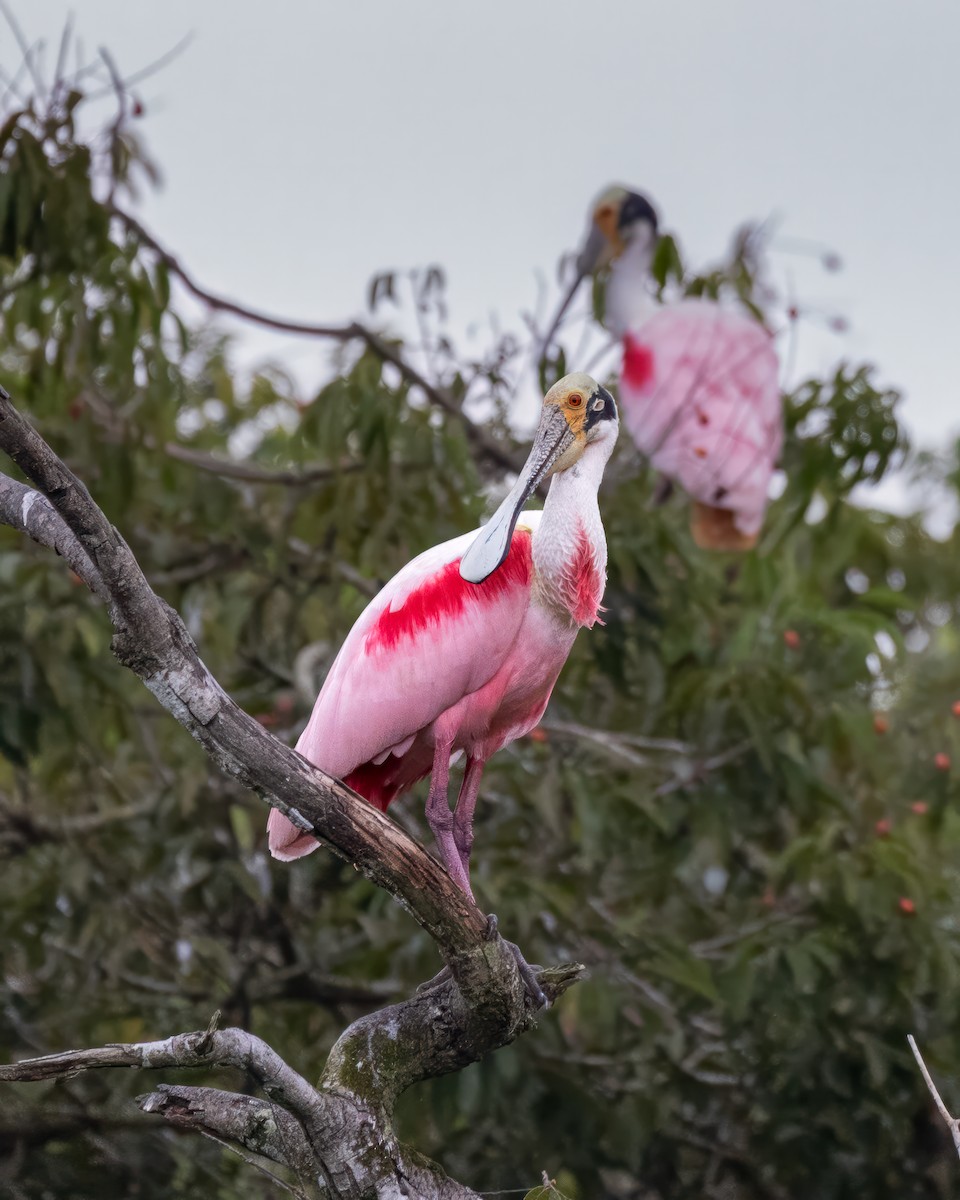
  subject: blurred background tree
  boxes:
[2,25,960,1200]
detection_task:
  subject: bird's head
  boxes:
[539,370,620,469]
[576,185,659,277]
[459,373,618,584]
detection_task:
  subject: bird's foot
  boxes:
[415,966,451,994]
[415,918,548,1009]
[485,914,549,1010]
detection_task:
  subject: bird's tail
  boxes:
[267,807,320,861]
[690,503,759,552]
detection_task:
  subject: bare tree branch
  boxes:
[322,963,583,1113]
[0,382,496,973]
[161,440,364,486]
[0,382,585,1197]
[0,1028,319,1114]
[0,472,108,599]
[0,0,46,102]
[109,206,520,475]
[0,1021,487,1199]
[86,33,195,98]
[908,1034,960,1160]
[0,1028,329,1194]
[543,719,692,757]
[0,792,157,855]
[134,1085,314,1180]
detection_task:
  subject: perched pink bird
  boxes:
[572,187,783,550]
[268,373,619,904]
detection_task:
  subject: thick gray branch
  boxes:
[0,384,585,1199]
[136,1085,316,1180]
[323,963,583,1112]
[0,1028,319,1119]
[0,471,108,600]
[0,1025,482,1199]
[0,384,496,974]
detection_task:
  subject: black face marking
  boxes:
[618,192,659,236]
[585,385,618,430]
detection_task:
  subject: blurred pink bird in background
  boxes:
[268,373,619,907]
[562,186,783,551]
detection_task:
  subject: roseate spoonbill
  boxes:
[268,373,618,909]
[560,186,783,550]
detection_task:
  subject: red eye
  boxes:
[568,393,583,407]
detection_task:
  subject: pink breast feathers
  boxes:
[364,528,533,655]
[562,522,605,628]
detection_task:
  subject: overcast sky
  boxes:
[13,1,960,471]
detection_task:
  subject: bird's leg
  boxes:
[452,755,484,884]
[424,741,474,900]
[422,749,548,1009]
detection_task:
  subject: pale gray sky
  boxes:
[13,1,960,464]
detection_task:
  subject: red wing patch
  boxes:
[344,759,430,812]
[623,336,655,391]
[365,528,533,656]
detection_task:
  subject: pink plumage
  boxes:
[619,299,782,548]
[268,526,548,855]
[572,186,784,549]
[267,371,620,912]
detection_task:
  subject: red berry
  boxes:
[935,753,951,772]
[874,818,892,838]
[952,701,960,718]
[872,714,889,735]
[910,801,928,815]
[898,897,916,916]
[783,630,800,649]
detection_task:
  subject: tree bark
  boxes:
[0,384,583,1197]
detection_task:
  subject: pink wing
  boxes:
[267,522,536,859]
[620,299,782,537]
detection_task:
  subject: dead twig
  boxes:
[907,1034,960,1159]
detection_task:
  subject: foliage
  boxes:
[2,39,960,1200]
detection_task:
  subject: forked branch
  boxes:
[0,381,584,1198]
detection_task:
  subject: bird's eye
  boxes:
[568,393,583,407]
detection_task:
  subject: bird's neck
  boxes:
[532,447,609,629]
[606,239,655,337]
